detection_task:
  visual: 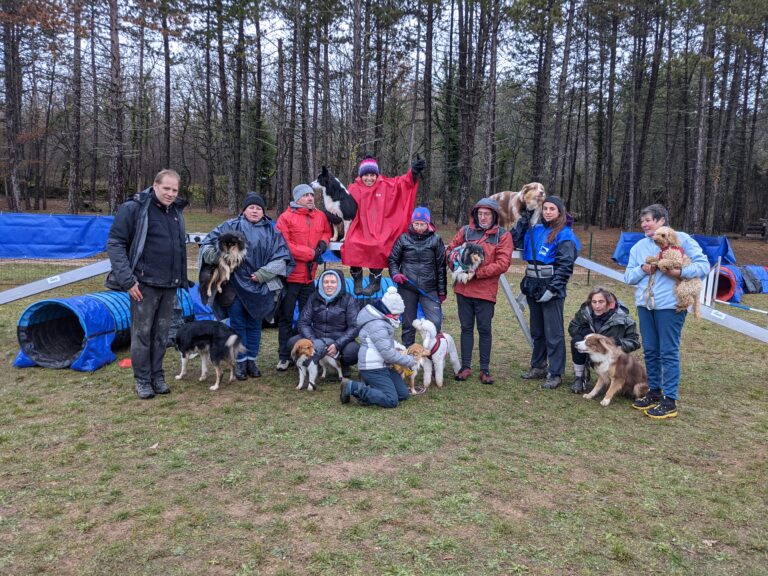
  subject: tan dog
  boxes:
[576,334,649,407]
[392,343,433,395]
[645,226,703,317]
[489,182,546,230]
[290,338,342,392]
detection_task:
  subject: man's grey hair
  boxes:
[640,204,670,226]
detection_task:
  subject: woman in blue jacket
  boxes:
[513,195,581,389]
[624,204,709,419]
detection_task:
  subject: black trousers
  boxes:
[527,296,566,376]
[456,293,495,372]
[278,282,315,361]
[130,284,177,383]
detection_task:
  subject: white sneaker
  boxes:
[276,359,292,371]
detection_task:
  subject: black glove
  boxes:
[613,337,622,347]
[411,156,426,182]
[314,240,328,262]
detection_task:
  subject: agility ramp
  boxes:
[14,289,194,371]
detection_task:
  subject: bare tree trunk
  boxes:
[483,1,500,198]
[216,0,237,213]
[300,12,311,180]
[422,0,434,199]
[134,3,146,192]
[351,0,363,156]
[286,13,298,191]
[162,2,171,167]
[204,0,215,212]
[730,45,752,232]
[581,8,590,223]
[275,39,287,212]
[531,0,555,182]
[3,2,23,211]
[108,0,125,212]
[68,0,83,214]
[249,8,263,193]
[742,22,767,231]
[605,15,618,225]
[689,2,713,232]
[548,0,575,195]
[408,2,422,162]
[233,12,244,202]
[89,0,99,207]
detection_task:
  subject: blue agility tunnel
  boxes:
[14,289,194,371]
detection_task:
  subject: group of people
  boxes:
[108,165,709,420]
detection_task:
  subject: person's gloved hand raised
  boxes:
[314,240,328,262]
[411,156,426,182]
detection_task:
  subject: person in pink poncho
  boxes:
[341,155,426,296]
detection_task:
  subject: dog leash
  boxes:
[402,276,444,326]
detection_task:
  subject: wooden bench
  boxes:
[744,219,768,241]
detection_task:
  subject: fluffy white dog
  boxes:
[412,318,461,389]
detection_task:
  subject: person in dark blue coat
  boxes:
[387,207,447,346]
[287,269,360,377]
[200,192,294,380]
[513,195,581,389]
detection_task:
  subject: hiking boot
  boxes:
[361,271,383,296]
[569,374,589,394]
[246,360,261,378]
[351,268,364,295]
[235,361,248,381]
[480,370,494,385]
[521,366,547,379]
[275,359,293,371]
[151,377,171,395]
[632,390,662,411]
[646,398,678,420]
[135,379,155,400]
[541,374,562,389]
[340,378,353,404]
[454,368,472,381]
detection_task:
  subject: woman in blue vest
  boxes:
[513,196,581,389]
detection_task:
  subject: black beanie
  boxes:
[544,195,566,215]
[242,192,266,213]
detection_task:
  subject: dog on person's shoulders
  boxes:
[576,334,648,407]
[311,166,358,242]
[489,182,546,230]
[291,338,343,392]
[450,243,485,285]
[174,320,246,391]
[199,231,247,306]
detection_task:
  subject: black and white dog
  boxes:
[311,166,358,241]
[450,243,486,284]
[174,320,246,391]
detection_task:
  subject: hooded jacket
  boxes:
[201,214,294,320]
[298,270,360,350]
[276,204,331,284]
[567,296,641,353]
[106,187,188,291]
[387,224,447,296]
[356,303,416,371]
[341,170,419,269]
[445,198,514,303]
[512,209,581,300]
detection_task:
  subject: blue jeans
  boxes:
[399,286,443,346]
[228,297,262,362]
[350,368,410,408]
[637,307,686,400]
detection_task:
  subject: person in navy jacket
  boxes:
[513,195,580,390]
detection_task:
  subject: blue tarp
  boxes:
[0,214,114,259]
[612,232,736,267]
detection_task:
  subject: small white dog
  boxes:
[412,318,461,389]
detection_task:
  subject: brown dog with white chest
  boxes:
[576,334,648,407]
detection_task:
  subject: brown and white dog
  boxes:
[575,334,649,407]
[391,343,433,394]
[412,318,461,389]
[489,182,546,230]
[645,226,703,318]
[450,243,485,285]
[290,338,343,392]
[204,231,247,298]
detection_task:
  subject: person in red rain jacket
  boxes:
[341,155,425,296]
[446,198,513,385]
[274,184,332,370]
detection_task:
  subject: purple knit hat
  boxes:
[358,156,380,177]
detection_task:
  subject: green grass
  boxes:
[1,268,767,575]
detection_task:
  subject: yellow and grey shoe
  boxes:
[632,391,662,411]
[646,399,678,419]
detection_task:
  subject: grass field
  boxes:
[1,209,767,575]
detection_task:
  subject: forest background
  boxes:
[2,0,767,232]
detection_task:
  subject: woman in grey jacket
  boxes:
[340,287,417,408]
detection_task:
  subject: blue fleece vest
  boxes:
[522,224,580,264]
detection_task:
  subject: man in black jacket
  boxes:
[106,169,188,399]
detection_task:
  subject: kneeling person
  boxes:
[340,287,416,408]
[287,269,360,378]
